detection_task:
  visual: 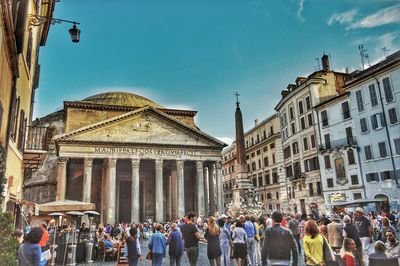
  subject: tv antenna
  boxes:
[382,47,390,57]
[358,44,370,70]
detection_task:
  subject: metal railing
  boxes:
[25,126,50,151]
[319,137,357,151]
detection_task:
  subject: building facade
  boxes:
[314,93,365,212]
[23,92,226,224]
[344,51,400,211]
[222,114,286,212]
[274,55,349,215]
[1,0,55,217]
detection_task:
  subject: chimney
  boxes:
[321,54,330,71]
[255,119,259,126]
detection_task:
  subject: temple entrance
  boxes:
[118,180,131,223]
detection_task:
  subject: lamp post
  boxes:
[29,14,81,43]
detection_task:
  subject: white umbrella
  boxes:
[65,211,85,216]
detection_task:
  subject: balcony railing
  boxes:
[25,126,51,151]
[319,137,357,151]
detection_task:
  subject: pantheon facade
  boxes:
[24,92,226,224]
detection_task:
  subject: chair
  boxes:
[369,257,400,266]
[98,241,114,261]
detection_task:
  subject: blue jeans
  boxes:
[169,254,182,266]
[152,253,163,266]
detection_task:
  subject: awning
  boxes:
[38,200,95,212]
[328,198,387,207]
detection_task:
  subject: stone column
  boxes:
[155,159,164,222]
[167,175,172,221]
[171,169,178,219]
[209,164,216,215]
[82,158,93,203]
[107,158,117,225]
[176,160,185,218]
[196,161,205,216]
[131,159,140,223]
[204,166,209,215]
[56,157,68,201]
[216,161,224,213]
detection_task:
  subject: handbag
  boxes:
[145,251,152,260]
[322,236,338,266]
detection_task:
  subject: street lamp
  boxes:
[29,14,81,43]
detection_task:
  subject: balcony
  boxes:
[25,126,51,151]
[319,137,357,151]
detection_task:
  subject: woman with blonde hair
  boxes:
[303,220,324,266]
[204,216,222,266]
[341,238,357,266]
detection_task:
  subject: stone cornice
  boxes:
[64,101,198,117]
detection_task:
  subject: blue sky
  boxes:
[36,0,400,144]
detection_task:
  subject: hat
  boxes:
[331,214,341,221]
[219,214,228,219]
[343,215,352,223]
[355,207,364,213]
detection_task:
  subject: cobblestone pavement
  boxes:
[78,239,306,266]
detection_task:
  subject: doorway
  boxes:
[118,180,131,223]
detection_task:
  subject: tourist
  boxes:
[369,240,387,259]
[385,229,400,258]
[104,234,117,257]
[125,227,142,266]
[342,215,363,265]
[181,212,202,266]
[253,216,262,266]
[218,217,231,266]
[205,216,222,266]
[148,223,167,266]
[380,217,395,242]
[232,220,247,266]
[38,223,49,251]
[18,227,45,266]
[167,223,184,266]
[244,215,256,265]
[287,214,301,254]
[327,214,344,252]
[303,220,324,265]
[298,213,308,240]
[354,207,373,265]
[341,238,357,266]
[261,211,298,266]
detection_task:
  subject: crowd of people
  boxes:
[14,207,400,266]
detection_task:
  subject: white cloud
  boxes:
[327,9,358,26]
[297,0,305,22]
[217,137,234,145]
[348,4,400,29]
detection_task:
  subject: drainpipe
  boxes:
[373,76,398,187]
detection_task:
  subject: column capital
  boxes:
[196,161,203,169]
[176,160,184,170]
[131,159,140,169]
[155,159,163,169]
[58,157,68,166]
[108,158,117,168]
[84,158,93,168]
[215,161,222,169]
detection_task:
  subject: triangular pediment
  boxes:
[54,106,225,148]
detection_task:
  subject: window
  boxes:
[324,134,331,149]
[17,109,26,151]
[395,139,400,155]
[303,137,309,151]
[289,106,294,120]
[382,77,394,102]
[257,149,261,155]
[310,134,316,148]
[265,172,270,185]
[276,192,279,199]
[258,160,261,169]
[369,84,378,107]
[353,193,362,200]
[304,157,319,172]
[346,127,354,145]
[307,113,313,127]
[248,164,250,172]
[324,155,331,169]
[378,142,387,158]
[342,101,350,119]
[251,152,255,158]
[351,175,359,185]
[388,108,398,124]
[10,96,20,141]
[264,157,269,167]
[272,171,278,183]
[300,117,306,130]
[293,162,301,178]
[364,145,373,160]
[263,130,266,139]
[356,90,364,112]
[267,193,272,199]
[371,113,385,130]
[306,96,311,110]
[292,142,299,154]
[252,162,257,171]
[360,118,369,133]
[316,182,322,195]
[270,126,274,135]
[309,183,314,196]
[381,170,394,181]
[327,178,334,188]
[253,177,257,186]
[291,122,296,135]
[246,155,250,160]
[286,165,293,179]
[272,154,275,164]
[321,110,328,126]
[298,100,304,114]
[347,149,356,165]
[270,143,275,149]
[257,135,260,143]
[263,146,268,152]
[251,137,254,146]
[366,172,379,182]
[26,29,33,70]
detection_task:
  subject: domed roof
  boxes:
[82,91,164,109]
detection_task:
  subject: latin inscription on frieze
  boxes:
[93,147,198,157]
